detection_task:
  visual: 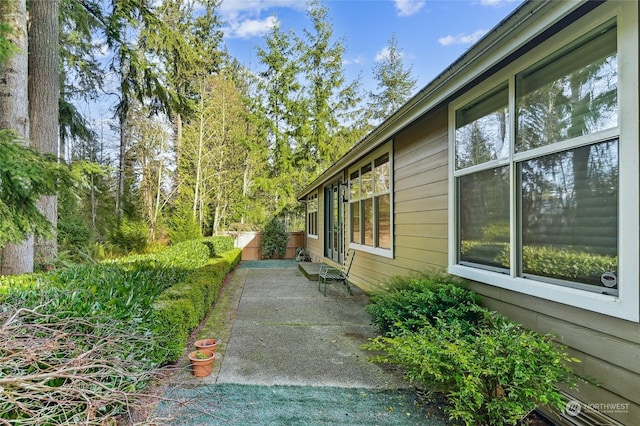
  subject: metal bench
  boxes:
[318,249,355,296]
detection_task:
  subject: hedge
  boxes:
[152,248,242,363]
[0,237,240,423]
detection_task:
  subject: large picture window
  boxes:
[349,149,392,255]
[450,12,637,321]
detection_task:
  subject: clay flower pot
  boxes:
[188,350,215,377]
[194,338,219,354]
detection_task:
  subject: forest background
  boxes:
[0,0,418,275]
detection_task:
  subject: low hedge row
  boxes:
[0,236,240,423]
[152,248,242,363]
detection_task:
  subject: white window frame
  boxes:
[447,2,639,322]
[306,192,319,239]
[348,142,394,258]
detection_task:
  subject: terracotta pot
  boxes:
[194,338,219,354]
[188,349,215,377]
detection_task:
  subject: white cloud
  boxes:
[393,0,425,17]
[219,0,305,39]
[225,16,279,39]
[438,29,487,46]
[220,0,305,15]
[343,54,366,66]
[375,47,390,62]
[480,0,518,7]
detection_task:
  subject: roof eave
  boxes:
[297,0,587,200]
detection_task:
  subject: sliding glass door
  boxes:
[324,180,344,263]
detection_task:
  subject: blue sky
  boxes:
[220,0,524,96]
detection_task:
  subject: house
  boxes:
[296,1,639,425]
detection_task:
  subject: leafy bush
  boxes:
[152,248,242,362]
[364,311,579,426]
[202,236,235,257]
[363,274,581,425]
[259,218,289,258]
[107,218,149,254]
[0,239,240,423]
[366,272,481,335]
[167,209,202,243]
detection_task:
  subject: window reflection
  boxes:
[351,202,361,244]
[520,140,618,288]
[376,194,391,249]
[455,85,509,170]
[516,23,617,152]
[458,166,510,270]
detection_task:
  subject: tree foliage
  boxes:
[0,133,73,248]
[368,33,417,125]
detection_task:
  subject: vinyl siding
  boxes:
[299,1,640,423]
[336,103,640,425]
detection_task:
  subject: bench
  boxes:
[318,249,355,296]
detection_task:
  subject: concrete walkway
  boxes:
[150,261,449,425]
[194,261,406,388]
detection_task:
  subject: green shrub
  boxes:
[364,311,579,426]
[167,210,202,243]
[259,218,289,258]
[108,218,149,254]
[202,236,235,257]
[366,272,481,335]
[0,240,241,423]
[152,248,242,363]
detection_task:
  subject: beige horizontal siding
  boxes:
[302,100,640,425]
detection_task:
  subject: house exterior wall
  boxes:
[299,1,639,423]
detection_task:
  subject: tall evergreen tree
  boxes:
[367,33,417,125]
[295,0,361,175]
[59,0,102,161]
[0,0,32,274]
[256,22,300,214]
[143,0,224,160]
[104,0,171,221]
[29,0,60,268]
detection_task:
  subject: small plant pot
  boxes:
[188,350,215,377]
[195,338,219,354]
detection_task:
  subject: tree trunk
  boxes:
[29,0,60,268]
[117,110,127,221]
[0,0,33,275]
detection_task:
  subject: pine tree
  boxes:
[368,33,417,125]
[256,22,300,214]
[295,0,361,175]
[0,0,33,274]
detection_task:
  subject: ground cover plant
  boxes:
[0,237,239,425]
[363,272,579,426]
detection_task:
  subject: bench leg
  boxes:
[344,280,353,295]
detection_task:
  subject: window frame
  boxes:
[447,2,639,322]
[348,143,394,258]
[306,192,319,239]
